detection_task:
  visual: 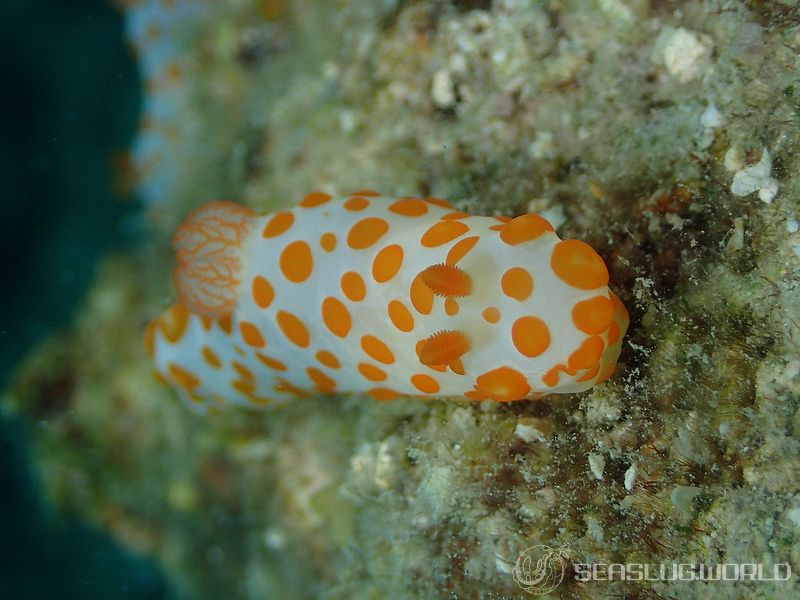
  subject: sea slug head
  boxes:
[171,201,256,318]
[465,214,630,399]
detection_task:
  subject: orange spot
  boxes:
[577,362,601,382]
[153,369,169,386]
[161,304,190,343]
[202,346,222,368]
[233,361,254,380]
[445,298,459,315]
[299,191,332,208]
[252,276,275,309]
[418,330,471,366]
[410,273,434,314]
[415,340,447,372]
[388,300,415,332]
[424,196,453,209]
[260,0,287,21]
[495,215,512,223]
[348,217,389,249]
[165,61,183,82]
[274,378,308,396]
[361,335,395,364]
[322,297,352,338]
[172,202,255,318]
[420,221,469,248]
[419,263,473,297]
[388,198,428,216]
[262,210,294,238]
[411,374,440,394]
[482,307,501,323]
[168,362,200,390]
[449,358,465,375]
[441,211,470,220]
[146,22,161,41]
[465,388,492,401]
[501,267,534,301]
[218,315,233,334]
[344,197,370,211]
[551,240,609,290]
[446,236,479,265]
[248,395,274,406]
[232,379,255,396]
[489,224,504,231]
[511,316,551,357]
[320,232,337,252]
[280,240,313,283]
[307,367,337,393]
[572,296,614,335]
[475,366,530,402]
[351,189,382,197]
[316,350,340,369]
[367,387,401,401]
[606,322,621,345]
[239,321,266,348]
[276,310,310,347]
[568,336,605,370]
[358,362,387,382]
[372,244,404,283]
[499,213,554,246]
[341,271,366,302]
[256,352,287,371]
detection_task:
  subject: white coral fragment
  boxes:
[731,148,779,203]
[514,417,553,443]
[624,463,638,491]
[725,217,745,253]
[700,104,724,128]
[662,28,712,83]
[671,485,700,515]
[588,453,605,480]
[431,69,456,108]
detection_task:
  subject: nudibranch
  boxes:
[146,192,629,409]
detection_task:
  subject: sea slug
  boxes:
[146,192,629,409]
[123,0,210,206]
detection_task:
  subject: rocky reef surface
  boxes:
[4,1,800,598]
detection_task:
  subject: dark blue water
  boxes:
[0,1,172,597]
